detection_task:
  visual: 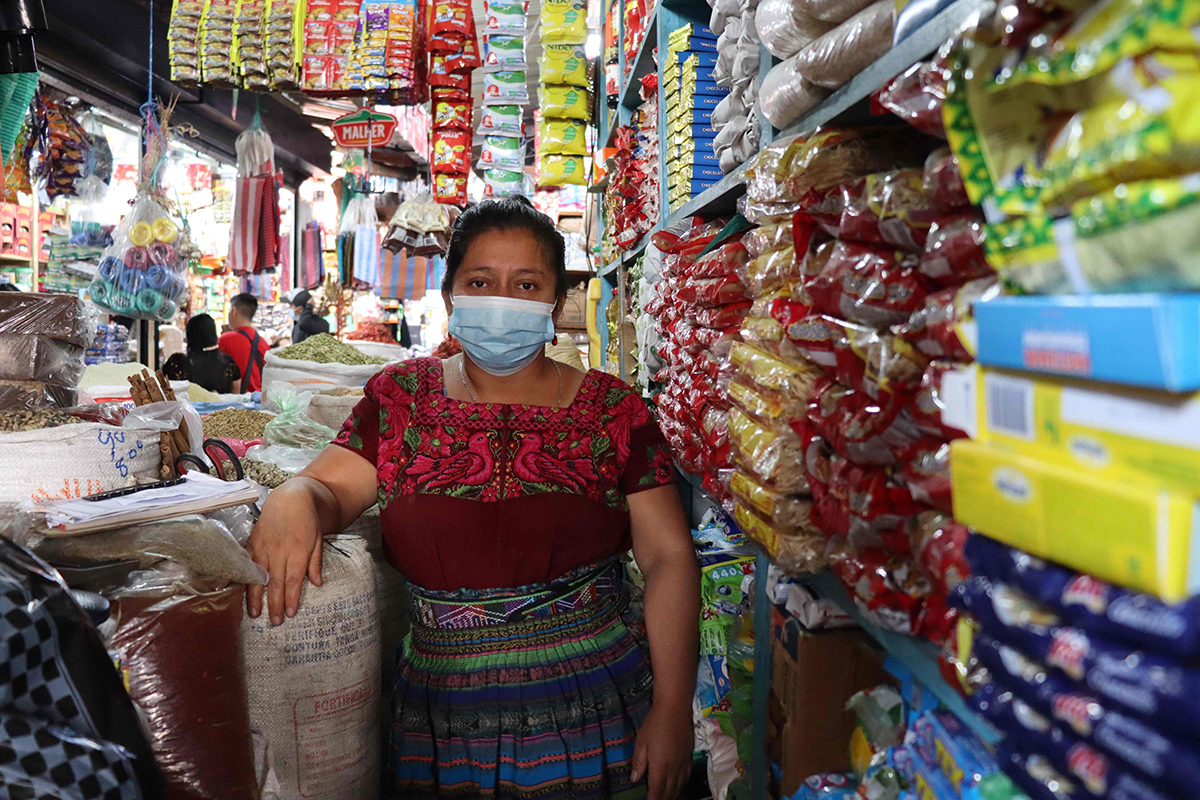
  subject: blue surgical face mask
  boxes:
[447,295,556,377]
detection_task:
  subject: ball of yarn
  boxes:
[98,257,122,282]
[128,221,154,247]
[89,279,113,307]
[150,242,177,266]
[125,246,151,270]
[145,264,172,291]
[136,288,163,315]
[118,268,144,294]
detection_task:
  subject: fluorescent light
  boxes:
[585,31,601,59]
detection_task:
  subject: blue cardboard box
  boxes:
[671,163,724,182]
[679,78,729,97]
[975,294,1200,391]
[668,51,719,68]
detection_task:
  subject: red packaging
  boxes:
[911,361,974,441]
[922,147,971,210]
[431,128,471,174]
[898,437,953,513]
[433,98,473,129]
[651,218,726,256]
[431,0,469,35]
[430,31,463,53]
[830,545,932,635]
[430,56,472,92]
[676,274,749,307]
[691,300,752,329]
[839,170,948,252]
[692,240,750,278]
[806,376,922,467]
[804,239,927,329]
[433,173,468,205]
[907,511,971,595]
[918,214,993,287]
[875,53,950,139]
[771,306,929,402]
[895,276,1000,363]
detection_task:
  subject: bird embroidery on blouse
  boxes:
[406,431,495,489]
[512,432,599,492]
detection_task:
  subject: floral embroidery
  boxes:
[333,357,673,510]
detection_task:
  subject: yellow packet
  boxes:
[540,43,589,87]
[537,154,586,186]
[539,119,588,155]
[539,84,590,120]
[540,0,588,44]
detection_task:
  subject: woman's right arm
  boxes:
[246,445,378,625]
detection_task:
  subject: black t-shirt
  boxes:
[163,350,241,394]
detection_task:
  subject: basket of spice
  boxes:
[200,408,275,458]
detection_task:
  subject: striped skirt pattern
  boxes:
[390,560,653,799]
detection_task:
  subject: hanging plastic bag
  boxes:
[538,154,587,186]
[483,0,527,35]
[539,119,588,155]
[540,0,588,43]
[88,193,187,322]
[477,135,525,172]
[484,169,525,197]
[483,34,527,70]
[262,382,337,449]
[479,104,524,135]
[539,85,591,119]
[483,70,530,103]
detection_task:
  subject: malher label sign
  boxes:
[330,109,398,148]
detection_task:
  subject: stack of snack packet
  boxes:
[536,0,589,187]
[430,0,480,205]
[478,0,529,197]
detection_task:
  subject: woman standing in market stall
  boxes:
[162,312,241,394]
[247,197,699,800]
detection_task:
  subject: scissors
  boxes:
[175,437,246,482]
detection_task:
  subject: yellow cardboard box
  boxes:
[978,368,1200,491]
[950,438,1199,601]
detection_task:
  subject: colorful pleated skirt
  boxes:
[389,560,653,799]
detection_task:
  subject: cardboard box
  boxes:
[979,367,1200,492]
[769,628,891,798]
[975,294,1200,391]
[950,438,1200,600]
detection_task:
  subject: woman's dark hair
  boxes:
[442,197,568,296]
[185,313,219,352]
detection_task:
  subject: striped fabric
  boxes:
[391,560,652,799]
[378,248,431,301]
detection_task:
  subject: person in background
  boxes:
[163,313,241,394]
[289,289,329,344]
[219,292,270,393]
[0,282,19,291]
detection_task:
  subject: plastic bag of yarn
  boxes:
[89,193,186,323]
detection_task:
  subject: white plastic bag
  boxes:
[758,0,836,58]
[260,351,388,400]
[795,0,893,88]
[759,55,831,128]
[88,193,187,322]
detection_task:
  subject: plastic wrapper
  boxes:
[540,0,588,43]
[540,119,588,155]
[836,169,949,252]
[728,468,818,535]
[434,173,469,206]
[830,544,932,635]
[693,240,751,278]
[484,169,525,197]
[922,147,970,209]
[799,0,880,23]
[432,127,471,174]
[539,84,591,119]
[759,55,831,129]
[898,437,952,511]
[483,0,527,34]
[0,379,77,409]
[965,534,1200,662]
[482,70,530,103]
[896,276,999,363]
[804,240,926,328]
[952,576,1200,739]
[733,499,828,574]
[479,104,524,135]
[910,361,973,440]
[727,340,820,405]
[262,383,338,448]
[538,154,587,187]
[795,0,893,89]
[973,633,1200,798]
[918,214,993,287]
[907,511,970,595]
[0,291,96,347]
[877,56,950,138]
[690,300,752,329]
[0,334,86,385]
[676,274,749,307]
[36,515,268,586]
[729,406,808,493]
[758,0,836,58]
[806,376,921,466]
[540,43,589,86]
[434,98,473,129]
[0,539,163,796]
[88,194,187,323]
[773,308,928,401]
[483,33,526,69]
[433,0,470,35]
[110,586,258,799]
[477,135,525,172]
[742,241,809,294]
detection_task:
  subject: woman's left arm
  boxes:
[629,484,700,800]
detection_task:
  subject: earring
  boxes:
[552,334,559,345]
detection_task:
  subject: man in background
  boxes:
[219,292,270,393]
[288,289,330,344]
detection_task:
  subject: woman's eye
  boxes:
[469,280,486,289]
[520,282,536,291]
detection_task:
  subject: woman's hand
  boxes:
[245,481,323,625]
[244,447,379,624]
[631,699,693,800]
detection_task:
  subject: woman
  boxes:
[162,313,241,394]
[247,197,699,800]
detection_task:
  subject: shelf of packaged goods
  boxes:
[777,0,987,140]
[619,7,660,112]
[661,0,987,227]
[601,259,622,276]
[604,111,619,150]
[0,254,45,265]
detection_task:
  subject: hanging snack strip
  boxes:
[88,195,188,323]
[471,0,528,198]
[169,1,204,84]
[536,0,589,187]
